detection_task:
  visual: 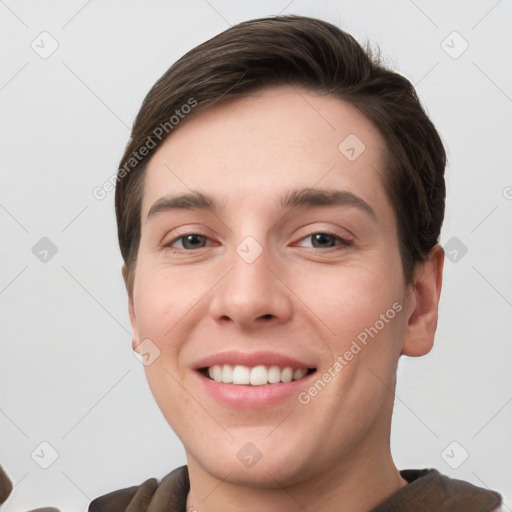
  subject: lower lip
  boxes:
[195,370,317,408]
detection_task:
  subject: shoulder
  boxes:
[88,466,189,512]
[371,468,503,512]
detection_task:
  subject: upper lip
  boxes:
[193,350,316,370]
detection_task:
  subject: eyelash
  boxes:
[163,230,353,252]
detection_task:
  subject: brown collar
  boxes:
[89,466,502,512]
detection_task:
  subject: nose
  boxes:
[208,240,293,330]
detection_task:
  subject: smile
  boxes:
[201,364,316,386]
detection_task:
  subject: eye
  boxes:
[163,231,352,252]
[166,234,210,250]
[296,232,352,249]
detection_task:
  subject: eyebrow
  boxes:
[147,187,376,220]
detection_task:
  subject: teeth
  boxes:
[222,364,233,383]
[268,365,281,384]
[281,367,293,383]
[206,364,310,385]
[293,368,307,380]
[212,365,222,382]
[250,365,267,386]
[232,365,250,384]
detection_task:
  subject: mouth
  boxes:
[192,350,319,407]
[198,364,317,386]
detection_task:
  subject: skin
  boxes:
[125,86,444,512]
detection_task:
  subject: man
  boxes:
[83,14,503,512]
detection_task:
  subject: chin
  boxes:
[188,435,316,488]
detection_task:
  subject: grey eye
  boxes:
[177,234,207,249]
[310,233,337,248]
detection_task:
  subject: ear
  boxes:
[401,244,444,357]
[122,264,140,351]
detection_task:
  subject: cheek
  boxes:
[133,265,205,342]
[291,262,403,340]
[289,260,406,396]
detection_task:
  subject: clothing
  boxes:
[89,466,503,512]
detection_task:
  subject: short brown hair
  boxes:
[115,15,446,293]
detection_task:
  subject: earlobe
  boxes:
[121,264,140,351]
[122,264,128,289]
[128,296,139,352]
[401,244,444,357]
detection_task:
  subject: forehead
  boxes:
[141,86,391,221]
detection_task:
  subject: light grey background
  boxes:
[1,0,511,509]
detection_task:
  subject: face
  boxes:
[127,86,416,486]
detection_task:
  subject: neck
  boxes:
[185,444,407,512]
